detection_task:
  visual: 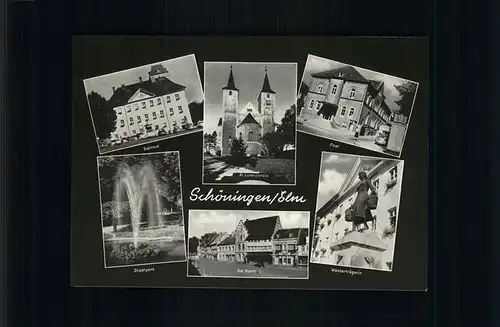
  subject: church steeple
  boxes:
[222,65,238,91]
[260,66,276,94]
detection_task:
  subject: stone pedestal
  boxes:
[387,121,406,154]
[330,231,388,270]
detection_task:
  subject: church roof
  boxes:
[222,66,238,91]
[244,216,279,241]
[108,77,186,107]
[237,113,262,127]
[149,64,168,76]
[260,69,276,94]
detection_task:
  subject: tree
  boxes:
[230,136,247,165]
[261,132,286,158]
[276,104,296,145]
[87,91,116,140]
[394,81,418,117]
[188,101,204,124]
[188,237,199,254]
[204,132,217,153]
[297,82,309,115]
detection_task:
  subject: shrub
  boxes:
[229,137,247,166]
[101,201,131,228]
[110,243,161,264]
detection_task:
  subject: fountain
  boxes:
[114,161,163,248]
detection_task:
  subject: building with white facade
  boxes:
[311,156,404,271]
[301,66,392,136]
[108,64,194,140]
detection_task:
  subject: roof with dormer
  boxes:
[108,77,186,107]
[311,66,368,83]
[237,113,262,128]
[244,216,280,241]
[275,228,301,240]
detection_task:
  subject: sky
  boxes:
[188,210,309,238]
[203,62,297,134]
[301,55,419,112]
[315,152,358,209]
[83,54,204,103]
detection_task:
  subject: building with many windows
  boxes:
[198,215,310,267]
[273,228,309,267]
[311,156,404,271]
[301,66,392,136]
[108,64,194,140]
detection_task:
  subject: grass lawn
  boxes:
[244,158,295,184]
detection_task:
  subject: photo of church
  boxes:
[297,55,419,157]
[202,62,297,185]
[83,54,204,154]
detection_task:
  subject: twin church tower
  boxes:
[216,65,277,156]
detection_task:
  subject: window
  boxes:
[373,178,379,190]
[133,103,138,111]
[239,132,242,139]
[159,110,164,118]
[348,107,355,117]
[123,132,127,137]
[117,110,122,115]
[288,244,295,250]
[340,106,347,116]
[126,106,131,113]
[139,128,144,133]
[248,131,254,141]
[388,207,397,227]
[267,94,270,99]
[289,232,293,238]
[142,102,146,109]
[332,84,338,94]
[144,114,149,121]
[172,121,177,127]
[137,116,141,123]
[229,91,232,96]
[317,84,324,93]
[129,117,134,125]
[389,166,398,181]
[309,99,316,109]
[152,112,157,120]
[316,102,322,111]
[349,88,356,98]
[175,94,180,101]
[157,98,162,105]
[169,108,174,116]
[155,125,159,130]
[265,100,272,106]
[120,119,125,127]
[166,96,171,103]
[149,100,154,107]
[178,106,183,114]
[132,129,136,134]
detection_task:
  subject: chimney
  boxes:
[112,86,116,92]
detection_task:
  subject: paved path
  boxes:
[194,258,308,279]
[204,157,263,183]
[100,127,202,153]
[298,119,387,154]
